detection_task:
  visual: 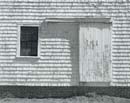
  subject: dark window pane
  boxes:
[20,26,38,56]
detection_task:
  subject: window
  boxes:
[20,26,38,56]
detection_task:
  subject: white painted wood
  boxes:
[45,18,112,23]
[80,22,111,82]
[0,0,130,86]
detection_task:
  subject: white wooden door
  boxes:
[79,22,111,82]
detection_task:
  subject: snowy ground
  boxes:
[0,95,130,103]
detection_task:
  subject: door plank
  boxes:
[79,23,111,82]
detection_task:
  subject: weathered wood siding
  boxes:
[80,22,111,82]
[0,0,130,86]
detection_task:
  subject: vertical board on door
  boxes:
[79,22,111,82]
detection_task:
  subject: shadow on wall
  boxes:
[39,37,72,86]
[38,22,79,86]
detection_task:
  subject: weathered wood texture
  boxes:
[0,0,130,86]
[80,23,111,82]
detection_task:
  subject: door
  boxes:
[79,22,111,82]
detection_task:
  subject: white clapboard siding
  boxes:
[80,22,111,82]
[0,0,130,86]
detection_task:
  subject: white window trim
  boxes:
[16,24,40,58]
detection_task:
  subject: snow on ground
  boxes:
[0,95,130,103]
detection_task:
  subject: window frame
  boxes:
[17,24,40,58]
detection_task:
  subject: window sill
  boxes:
[16,56,40,60]
[14,56,40,63]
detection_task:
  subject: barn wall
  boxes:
[0,0,130,86]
